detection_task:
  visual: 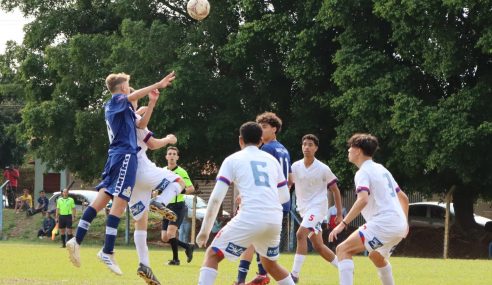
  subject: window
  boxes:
[409,205,427,218]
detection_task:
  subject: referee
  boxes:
[56,188,76,248]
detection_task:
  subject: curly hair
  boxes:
[255,112,282,134]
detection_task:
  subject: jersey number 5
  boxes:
[250,161,270,187]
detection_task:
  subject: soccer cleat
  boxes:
[97,249,123,275]
[149,199,177,222]
[137,263,161,285]
[290,273,299,284]
[66,237,81,267]
[246,274,270,285]
[185,244,195,263]
[167,259,180,266]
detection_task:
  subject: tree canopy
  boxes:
[1,0,491,229]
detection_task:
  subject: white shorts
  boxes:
[300,209,325,234]
[210,218,281,261]
[358,218,407,259]
[129,166,180,221]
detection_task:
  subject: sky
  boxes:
[0,8,30,53]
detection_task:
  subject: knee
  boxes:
[161,233,169,242]
[336,242,347,256]
[296,230,307,241]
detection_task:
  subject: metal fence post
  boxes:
[125,204,130,245]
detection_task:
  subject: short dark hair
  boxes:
[240,122,262,145]
[167,146,179,155]
[256,112,282,134]
[302,134,319,146]
[347,133,379,157]
[40,190,45,193]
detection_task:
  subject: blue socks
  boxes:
[103,214,120,254]
[257,253,267,275]
[237,259,251,283]
[75,206,97,244]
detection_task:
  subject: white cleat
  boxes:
[97,249,123,275]
[66,237,81,267]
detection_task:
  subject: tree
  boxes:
[319,0,492,229]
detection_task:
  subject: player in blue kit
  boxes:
[235,112,293,285]
[66,71,176,275]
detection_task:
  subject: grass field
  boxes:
[0,242,491,285]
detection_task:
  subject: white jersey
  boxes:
[217,146,287,225]
[292,158,338,217]
[355,160,406,225]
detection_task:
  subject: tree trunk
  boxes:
[452,186,477,230]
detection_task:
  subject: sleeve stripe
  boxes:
[327,179,338,187]
[143,131,154,143]
[356,186,370,194]
[395,186,401,193]
[216,176,231,186]
[277,180,288,188]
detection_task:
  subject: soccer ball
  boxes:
[187,0,210,21]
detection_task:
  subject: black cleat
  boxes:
[137,263,161,285]
[167,259,180,266]
[185,243,195,263]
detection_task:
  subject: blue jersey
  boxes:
[104,93,138,155]
[261,140,292,212]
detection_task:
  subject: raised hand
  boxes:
[149,89,160,103]
[157,71,176,89]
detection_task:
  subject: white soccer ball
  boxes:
[187,0,210,21]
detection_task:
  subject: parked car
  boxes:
[183,195,230,220]
[48,190,99,213]
[408,202,492,228]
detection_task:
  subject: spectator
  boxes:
[3,165,19,208]
[28,190,49,216]
[323,205,347,250]
[37,211,56,239]
[14,188,32,214]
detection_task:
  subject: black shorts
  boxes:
[162,202,188,231]
[59,215,73,229]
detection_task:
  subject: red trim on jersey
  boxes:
[217,176,231,186]
[356,186,370,195]
[277,180,288,188]
[143,131,154,143]
[327,179,338,188]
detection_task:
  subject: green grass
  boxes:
[0,242,491,285]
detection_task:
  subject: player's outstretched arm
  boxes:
[147,134,177,150]
[196,181,229,248]
[397,189,409,218]
[278,183,290,204]
[127,71,175,102]
[136,89,159,129]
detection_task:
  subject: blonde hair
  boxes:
[105,73,130,93]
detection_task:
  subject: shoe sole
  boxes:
[97,252,123,276]
[137,271,161,285]
[66,242,81,267]
[149,205,177,222]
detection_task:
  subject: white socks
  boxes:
[291,254,306,277]
[338,259,354,285]
[330,255,339,268]
[198,267,218,285]
[134,230,150,266]
[278,275,296,285]
[155,182,181,205]
[377,263,395,285]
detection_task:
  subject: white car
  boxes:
[408,202,491,228]
[183,195,230,220]
[48,190,99,213]
[2,194,8,208]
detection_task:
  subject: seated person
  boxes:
[37,211,56,239]
[28,190,49,216]
[14,188,33,214]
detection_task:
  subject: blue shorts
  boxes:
[96,153,137,202]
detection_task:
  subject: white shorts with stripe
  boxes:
[210,217,281,261]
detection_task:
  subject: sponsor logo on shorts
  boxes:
[122,186,132,198]
[225,242,246,257]
[155,178,171,193]
[130,201,145,217]
[115,154,131,194]
[267,246,279,257]
[368,237,384,250]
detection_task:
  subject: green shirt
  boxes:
[56,197,75,215]
[166,165,192,204]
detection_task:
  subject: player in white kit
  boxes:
[129,98,186,285]
[290,134,343,283]
[196,122,295,285]
[329,133,409,285]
